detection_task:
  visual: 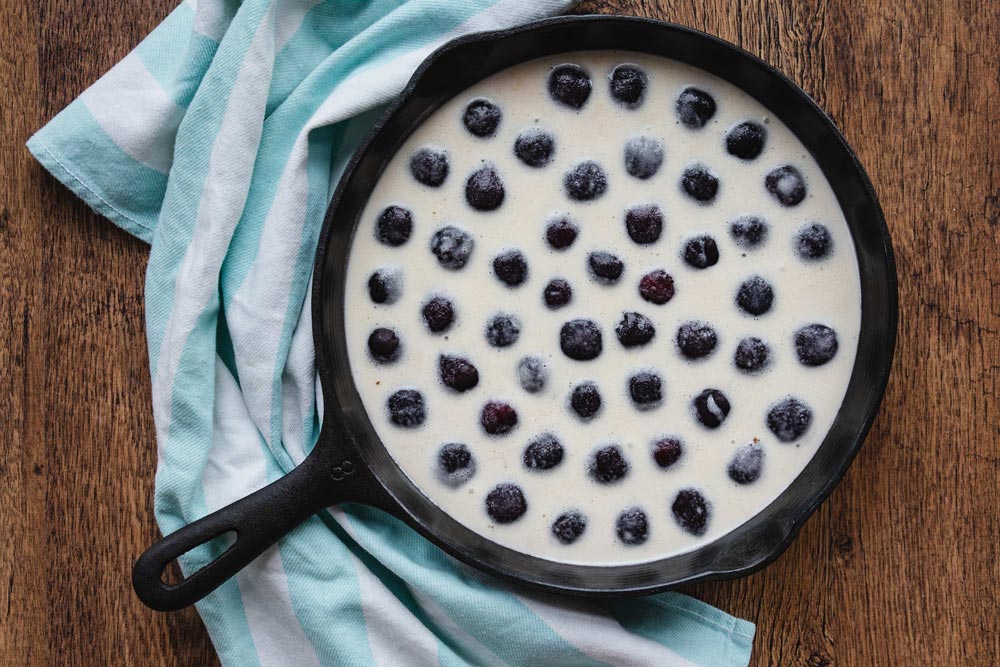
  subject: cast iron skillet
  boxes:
[133,15,897,612]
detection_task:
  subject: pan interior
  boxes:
[339,50,861,566]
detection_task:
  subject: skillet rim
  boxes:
[311,14,898,596]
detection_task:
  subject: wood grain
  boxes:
[2,0,997,664]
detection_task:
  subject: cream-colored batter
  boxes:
[343,51,861,565]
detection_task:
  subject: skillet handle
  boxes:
[132,442,380,612]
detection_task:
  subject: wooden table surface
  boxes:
[3,0,998,664]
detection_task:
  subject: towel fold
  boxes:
[29,1,755,664]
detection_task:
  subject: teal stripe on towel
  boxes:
[606,595,756,666]
[134,2,199,106]
[27,101,167,241]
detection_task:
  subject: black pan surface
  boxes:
[133,15,897,612]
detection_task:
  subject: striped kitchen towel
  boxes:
[28,1,755,664]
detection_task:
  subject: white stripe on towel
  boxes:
[81,53,184,173]
[516,593,697,667]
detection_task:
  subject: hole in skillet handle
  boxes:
[157,531,237,586]
[132,439,390,612]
